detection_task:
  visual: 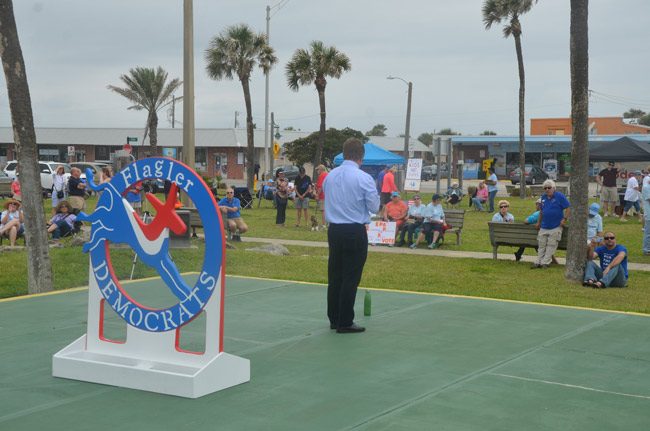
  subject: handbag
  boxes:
[57,190,64,199]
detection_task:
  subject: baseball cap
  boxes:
[535,198,542,204]
[589,203,600,216]
[431,193,441,201]
[391,191,400,198]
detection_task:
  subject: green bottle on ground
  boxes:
[364,290,372,316]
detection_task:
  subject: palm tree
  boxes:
[205,24,277,191]
[286,41,351,175]
[108,67,182,157]
[0,0,53,294]
[565,0,589,282]
[483,0,537,198]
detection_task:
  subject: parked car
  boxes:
[71,162,110,183]
[421,165,448,181]
[421,166,435,181]
[0,171,12,197]
[263,165,300,182]
[509,165,549,185]
[3,160,72,192]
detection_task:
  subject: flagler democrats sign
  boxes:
[78,157,222,332]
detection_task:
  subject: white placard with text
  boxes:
[404,158,423,191]
[367,221,397,245]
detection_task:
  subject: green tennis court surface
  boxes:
[2,275,650,430]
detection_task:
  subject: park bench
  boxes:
[443,209,465,245]
[487,221,568,260]
[530,184,568,196]
[186,207,202,238]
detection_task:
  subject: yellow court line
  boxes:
[3,272,649,318]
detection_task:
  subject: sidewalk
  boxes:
[242,236,650,272]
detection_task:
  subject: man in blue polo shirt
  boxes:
[218,187,248,241]
[583,231,628,288]
[533,179,570,268]
[486,167,498,212]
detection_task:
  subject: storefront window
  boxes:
[195,148,207,172]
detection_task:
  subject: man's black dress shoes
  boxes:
[336,324,366,333]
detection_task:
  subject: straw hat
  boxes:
[3,199,21,209]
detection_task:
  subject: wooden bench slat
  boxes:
[488,221,567,259]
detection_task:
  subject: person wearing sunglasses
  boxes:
[218,187,248,241]
[533,179,571,269]
[397,194,425,247]
[491,199,514,223]
[583,232,628,288]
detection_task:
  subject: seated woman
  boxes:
[47,201,77,241]
[491,199,514,223]
[0,199,25,246]
[410,194,446,250]
[471,181,488,211]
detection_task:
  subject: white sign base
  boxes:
[52,261,250,398]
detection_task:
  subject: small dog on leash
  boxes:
[310,215,320,231]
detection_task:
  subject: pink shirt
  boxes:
[476,187,488,201]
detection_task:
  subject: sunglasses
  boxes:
[500,205,509,208]
[543,186,552,190]
[226,192,234,194]
[414,197,421,200]
[604,236,615,240]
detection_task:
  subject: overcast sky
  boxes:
[1,0,648,138]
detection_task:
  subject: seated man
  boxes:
[583,231,628,288]
[218,187,248,241]
[397,194,425,247]
[383,191,408,244]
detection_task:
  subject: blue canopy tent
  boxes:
[333,142,405,178]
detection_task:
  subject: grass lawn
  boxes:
[1,192,649,314]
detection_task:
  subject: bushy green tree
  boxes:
[417,132,434,146]
[283,127,366,167]
[366,124,387,136]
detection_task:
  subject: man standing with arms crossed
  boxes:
[323,138,380,333]
[597,161,619,217]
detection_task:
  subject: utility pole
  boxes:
[182,0,195,207]
[234,111,240,128]
[436,137,442,195]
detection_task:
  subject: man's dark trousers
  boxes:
[327,223,368,328]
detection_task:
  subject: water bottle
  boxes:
[363,290,372,316]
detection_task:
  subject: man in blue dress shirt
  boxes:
[323,138,380,333]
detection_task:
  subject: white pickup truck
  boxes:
[3,160,72,192]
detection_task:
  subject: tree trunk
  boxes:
[313,82,327,180]
[149,112,159,157]
[514,31,526,198]
[565,0,590,282]
[0,1,53,294]
[241,78,255,191]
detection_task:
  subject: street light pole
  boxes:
[182,0,195,207]
[387,76,413,191]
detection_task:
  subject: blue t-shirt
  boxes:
[540,191,570,229]
[595,244,628,279]
[525,210,540,225]
[218,197,241,219]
